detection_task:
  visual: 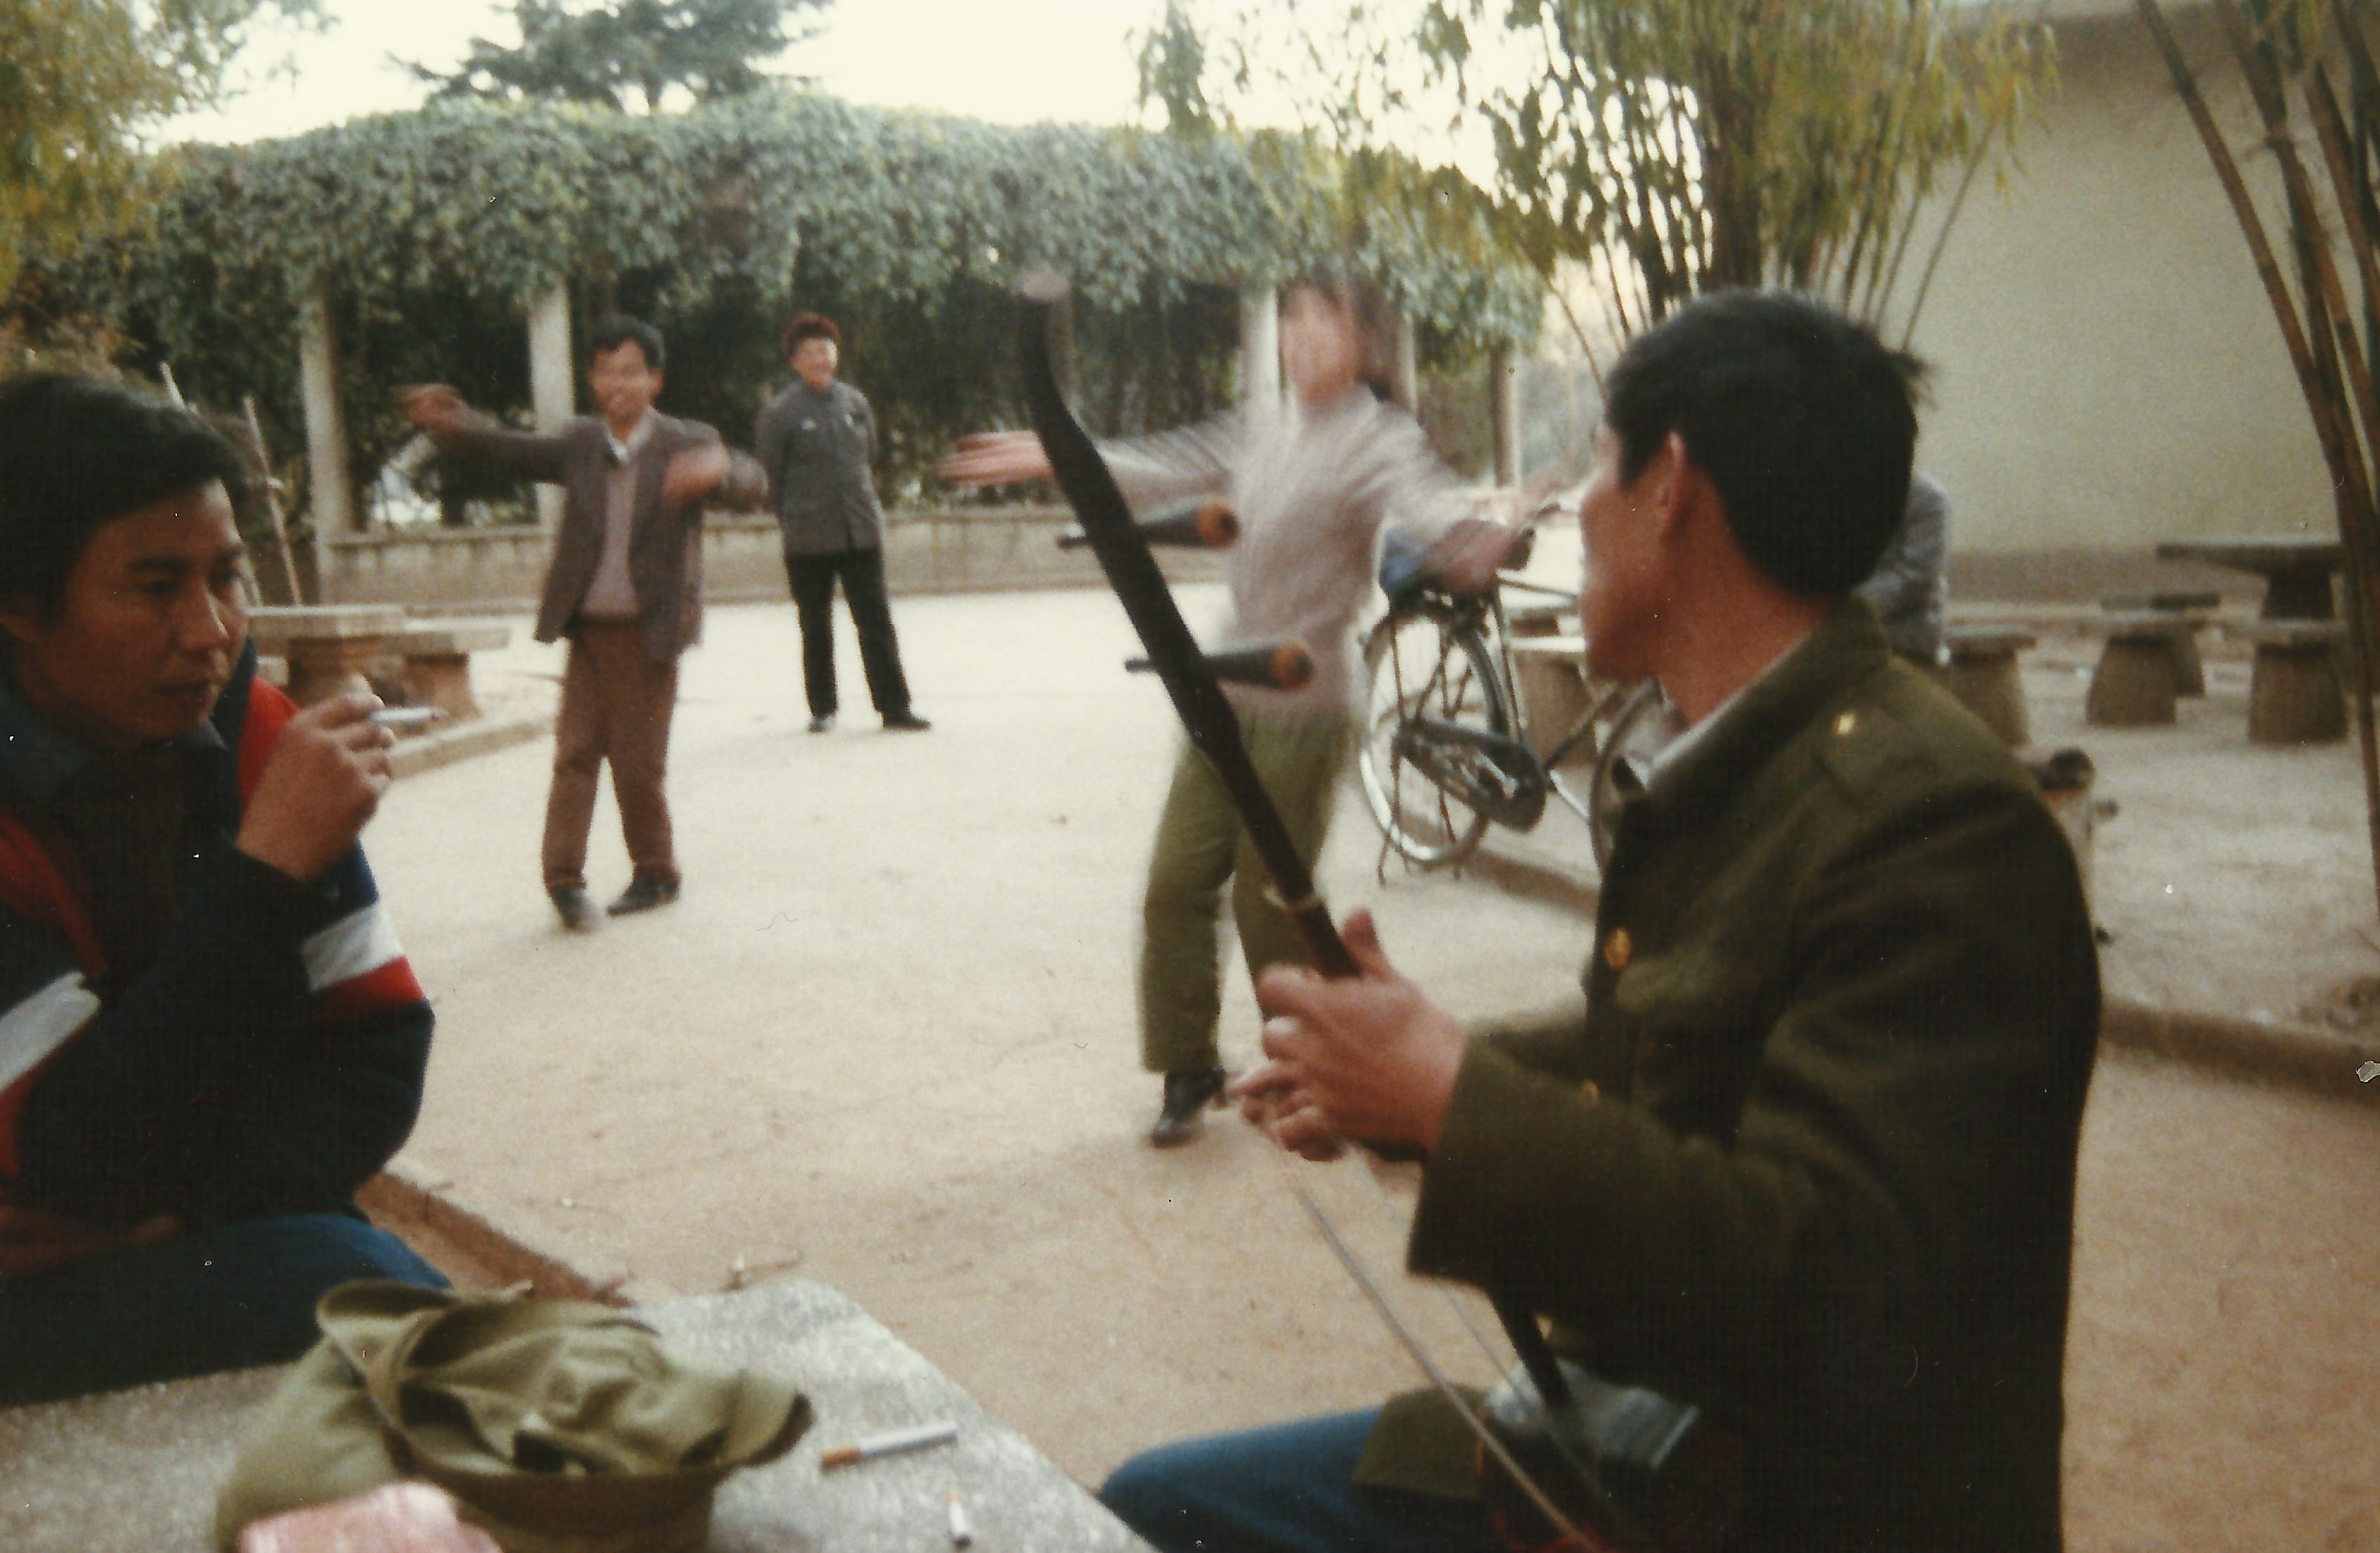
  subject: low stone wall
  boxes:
[311,505,1228,611]
[304,527,2259,615]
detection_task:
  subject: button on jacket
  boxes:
[755,380,884,556]
[1361,601,2102,1553]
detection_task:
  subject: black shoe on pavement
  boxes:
[550,887,598,932]
[881,711,932,732]
[1148,1066,1229,1147]
[807,714,835,734]
[607,874,682,916]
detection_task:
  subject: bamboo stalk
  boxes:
[240,397,308,608]
[2158,0,2380,917]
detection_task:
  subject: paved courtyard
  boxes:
[365,588,2379,1549]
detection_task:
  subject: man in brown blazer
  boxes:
[402,315,767,929]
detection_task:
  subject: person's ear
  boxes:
[1638,431,1689,540]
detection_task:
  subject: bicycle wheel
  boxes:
[1358,607,1512,868]
[1587,680,1670,870]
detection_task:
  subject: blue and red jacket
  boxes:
[0,647,432,1257]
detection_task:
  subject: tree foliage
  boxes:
[1434,0,2054,334]
[0,0,319,294]
[1165,0,2053,341]
[16,93,1540,520]
[406,0,829,113]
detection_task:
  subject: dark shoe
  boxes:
[881,711,932,732]
[807,714,835,734]
[550,888,597,932]
[607,874,681,916]
[1148,1067,1228,1147]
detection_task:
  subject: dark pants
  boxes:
[1099,1410,1503,1553]
[0,1211,444,1406]
[544,620,680,893]
[784,546,912,719]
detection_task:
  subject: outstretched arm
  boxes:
[937,430,1055,489]
[399,384,571,485]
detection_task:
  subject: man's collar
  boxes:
[0,672,227,807]
[1629,600,1890,814]
[604,413,657,465]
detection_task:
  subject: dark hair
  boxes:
[1283,267,1396,401]
[0,373,251,620]
[1604,291,1929,599]
[588,314,666,375]
[781,313,842,358]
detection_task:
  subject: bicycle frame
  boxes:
[1363,571,1662,873]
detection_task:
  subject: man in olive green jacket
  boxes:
[1101,293,2101,1553]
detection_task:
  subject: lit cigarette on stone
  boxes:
[369,707,445,729]
[817,1420,959,1470]
[946,1487,974,1547]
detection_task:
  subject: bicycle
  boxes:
[1357,571,1670,873]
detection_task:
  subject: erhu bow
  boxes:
[1013,270,1664,1550]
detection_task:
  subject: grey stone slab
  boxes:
[0,1366,280,1552]
[246,604,409,645]
[0,1281,1147,1553]
[647,1284,1147,1553]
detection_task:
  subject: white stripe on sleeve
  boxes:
[0,972,100,1092]
[300,903,405,993]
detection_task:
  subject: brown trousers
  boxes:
[543,621,680,893]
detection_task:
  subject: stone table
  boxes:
[2155,535,2345,622]
[0,1281,1149,1553]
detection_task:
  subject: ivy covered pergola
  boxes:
[35,94,1543,532]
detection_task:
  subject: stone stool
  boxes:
[2085,612,2194,727]
[2101,590,2219,696]
[1509,635,1595,769]
[1937,623,2036,746]
[2240,619,2348,745]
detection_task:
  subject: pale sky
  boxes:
[165,0,1181,145]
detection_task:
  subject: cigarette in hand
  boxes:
[369,707,446,730]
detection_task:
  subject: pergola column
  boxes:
[1238,284,1280,408]
[298,281,356,536]
[1488,346,1523,487]
[1387,313,1420,411]
[527,282,575,528]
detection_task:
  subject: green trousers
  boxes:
[1139,710,1355,1074]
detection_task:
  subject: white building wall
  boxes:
[1907,8,2338,553]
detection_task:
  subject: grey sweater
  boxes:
[1099,390,1477,718]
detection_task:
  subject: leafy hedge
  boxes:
[21,92,1542,522]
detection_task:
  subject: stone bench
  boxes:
[2100,591,2220,696]
[1937,623,2036,747]
[2232,618,2348,745]
[1509,635,1596,768]
[0,1282,1144,1553]
[245,604,408,708]
[379,622,512,723]
[2084,611,2201,728]
[1504,598,1577,640]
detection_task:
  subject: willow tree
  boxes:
[1153,0,2054,349]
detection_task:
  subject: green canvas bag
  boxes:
[216,1281,813,1553]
